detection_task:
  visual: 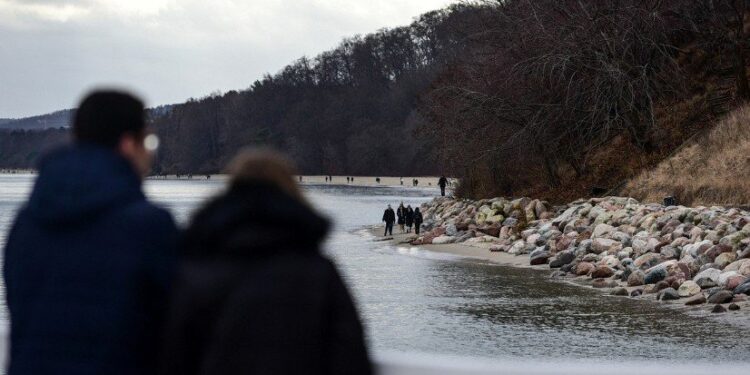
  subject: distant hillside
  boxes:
[623,105,750,206]
[0,105,175,131]
[0,110,73,130]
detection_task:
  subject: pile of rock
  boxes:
[415,196,750,308]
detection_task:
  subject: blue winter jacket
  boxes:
[3,144,177,375]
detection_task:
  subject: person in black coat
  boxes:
[405,205,414,233]
[396,202,406,233]
[382,204,396,236]
[160,149,371,375]
[438,176,448,196]
[414,207,424,235]
[3,90,178,375]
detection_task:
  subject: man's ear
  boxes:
[118,135,137,159]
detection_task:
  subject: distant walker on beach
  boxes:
[438,176,449,196]
[382,204,395,236]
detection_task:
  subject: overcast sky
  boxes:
[0,0,454,118]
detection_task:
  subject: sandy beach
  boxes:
[367,225,539,269]
[299,175,449,189]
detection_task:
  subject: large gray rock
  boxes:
[644,267,667,284]
[707,290,734,304]
[592,223,615,239]
[692,268,721,284]
[657,288,680,301]
[549,252,575,268]
[529,248,550,265]
[734,279,750,295]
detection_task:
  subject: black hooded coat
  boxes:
[3,145,177,375]
[160,182,371,375]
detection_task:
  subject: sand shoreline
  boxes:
[366,225,533,268]
[142,174,453,190]
[365,224,750,328]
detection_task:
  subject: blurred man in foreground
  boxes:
[3,90,178,374]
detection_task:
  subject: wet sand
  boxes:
[368,225,533,268]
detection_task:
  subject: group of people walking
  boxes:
[381,203,423,236]
[2,91,371,375]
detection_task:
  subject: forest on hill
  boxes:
[1,0,748,204]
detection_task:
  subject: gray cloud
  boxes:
[0,0,453,118]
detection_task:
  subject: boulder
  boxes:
[654,280,670,292]
[706,290,734,304]
[591,238,621,254]
[627,270,646,286]
[723,258,750,272]
[714,252,737,268]
[733,279,750,295]
[711,304,727,313]
[728,303,740,311]
[591,266,615,279]
[592,223,615,239]
[684,293,706,305]
[657,288,680,301]
[549,252,575,268]
[630,289,643,297]
[611,287,629,296]
[678,280,701,297]
[529,249,550,265]
[692,268,721,284]
[477,226,500,238]
[502,217,519,228]
[598,255,620,269]
[634,253,662,269]
[575,262,595,276]
[724,275,746,290]
[717,271,740,287]
[644,267,667,284]
[696,278,718,289]
[432,235,455,245]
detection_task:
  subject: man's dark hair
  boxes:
[73,90,146,148]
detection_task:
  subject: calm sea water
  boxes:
[0,174,748,363]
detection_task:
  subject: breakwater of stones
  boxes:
[416,196,750,312]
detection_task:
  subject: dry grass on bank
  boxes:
[623,105,750,206]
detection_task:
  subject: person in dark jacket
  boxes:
[396,202,406,233]
[438,176,448,196]
[405,205,414,233]
[3,90,178,375]
[160,149,371,375]
[414,207,424,235]
[382,204,396,236]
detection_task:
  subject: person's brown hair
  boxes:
[225,148,306,203]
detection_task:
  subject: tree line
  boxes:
[420,0,749,199]
[150,4,486,176]
[1,1,747,203]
